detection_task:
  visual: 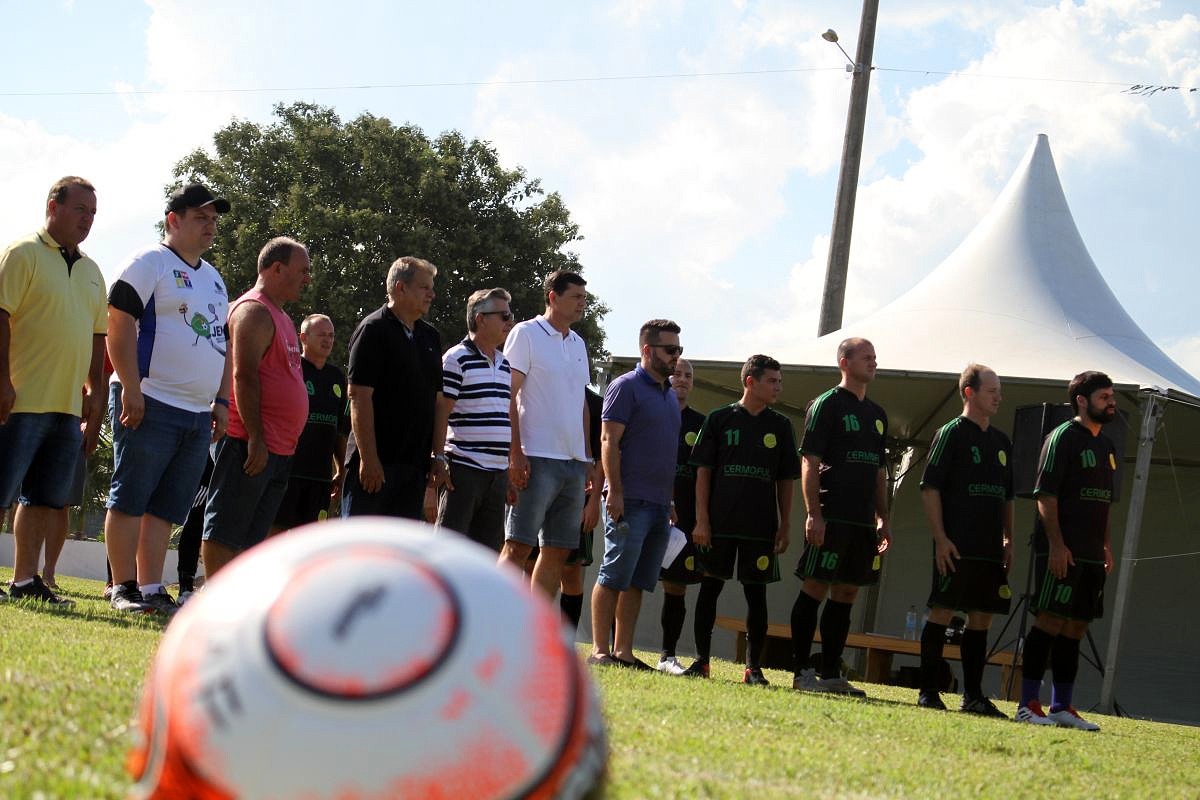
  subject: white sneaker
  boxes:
[656,656,686,676]
[1047,706,1101,731]
[817,676,868,697]
[1014,700,1058,726]
[177,590,194,606]
[792,667,826,692]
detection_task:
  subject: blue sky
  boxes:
[2,1,1197,370]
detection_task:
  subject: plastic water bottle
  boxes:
[905,606,919,640]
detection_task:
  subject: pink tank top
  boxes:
[226,288,309,455]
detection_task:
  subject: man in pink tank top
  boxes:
[202,237,311,577]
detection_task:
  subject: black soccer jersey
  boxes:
[673,405,706,533]
[1033,419,1116,562]
[291,358,351,482]
[690,403,801,540]
[801,386,888,528]
[920,416,1013,561]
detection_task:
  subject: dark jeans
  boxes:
[436,463,507,552]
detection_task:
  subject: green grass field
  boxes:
[2,571,1197,799]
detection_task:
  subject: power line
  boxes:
[877,66,1197,93]
[0,64,1193,99]
[0,66,838,99]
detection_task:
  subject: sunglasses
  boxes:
[481,311,514,322]
[651,344,684,356]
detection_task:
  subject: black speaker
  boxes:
[1010,404,1128,501]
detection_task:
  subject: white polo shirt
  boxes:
[504,316,590,462]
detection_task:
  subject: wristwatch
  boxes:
[432,454,449,465]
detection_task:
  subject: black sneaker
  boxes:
[110,581,153,614]
[0,585,7,602]
[918,691,948,710]
[681,660,710,679]
[743,667,770,686]
[613,656,656,672]
[9,575,74,606]
[142,588,180,617]
[961,695,1007,718]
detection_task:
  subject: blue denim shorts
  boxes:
[107,384,213,525]
[505,456,587,549]
[0,412,82,509]
[202,436,293,552]
[596,498,672,592]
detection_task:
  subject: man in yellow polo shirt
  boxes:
[0,176,108,605]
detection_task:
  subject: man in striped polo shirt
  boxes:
[430,288,515,552]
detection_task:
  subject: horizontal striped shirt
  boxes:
[442,338,512,471]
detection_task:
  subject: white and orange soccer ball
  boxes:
[128,517,607,799]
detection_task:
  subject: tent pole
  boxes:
[1099,390,1164,712]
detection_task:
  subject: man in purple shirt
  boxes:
[588,319,682,668]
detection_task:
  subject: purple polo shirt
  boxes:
[601,364,681,505]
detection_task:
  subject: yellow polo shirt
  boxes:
[0,229,107,415]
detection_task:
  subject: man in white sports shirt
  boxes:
[103,184,232,615]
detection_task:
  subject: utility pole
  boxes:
[817,0,880,337]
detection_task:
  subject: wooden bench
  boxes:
[714,615,1022,699]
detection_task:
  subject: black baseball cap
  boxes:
[166,183,231,215]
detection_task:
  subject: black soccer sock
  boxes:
[559,592,583,632]
[661,591,687,658]
[819,599,854,680]
[919,621,949,694]
[743,583,768,669]
[1020,626,1054,707]
[960,627,988,700]
[177,504,204,589]
[1050,635,1082,711]
[790,590,821,675]
[693,577,725,661]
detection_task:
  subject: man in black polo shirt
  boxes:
[1015,371,1116,731]
[791,337,889,697]
[685,355,800,685]
[271,313,349,532]
[343,257,442,520]
[917,363,1013,716]
[656,357,707,675]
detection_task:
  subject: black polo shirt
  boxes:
[690,403,801,541]
[345,305,442,468]
[800,386,888,528]
[920,416,1013,561]
[1033,419,1116,562]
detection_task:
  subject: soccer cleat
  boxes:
[43,576,61,592]
[681,660,710,679]
[1014,700,1057,725]
[142,588,180,617]
[961,696,1007,718]
[657,656,687,676]
[1047,706,1101,731]
[918,691,948,710]
[817,676,867,697]
[743,667,770,686]
[110,581,153,614]
[792,667,826,692]
[8,575,74,606]
[0,585,7,602]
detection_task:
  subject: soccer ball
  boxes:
[128,517,607,799]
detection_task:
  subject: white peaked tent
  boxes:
[792,133,1200,394]
[602,134,1200,722]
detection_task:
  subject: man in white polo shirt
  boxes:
[499,270,595,598]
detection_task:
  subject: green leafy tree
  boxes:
[170,102,608,367]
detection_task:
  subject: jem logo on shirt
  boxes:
[173,270,192,289]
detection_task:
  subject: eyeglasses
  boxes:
[650,344,684,356]
[481,311,514,322]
